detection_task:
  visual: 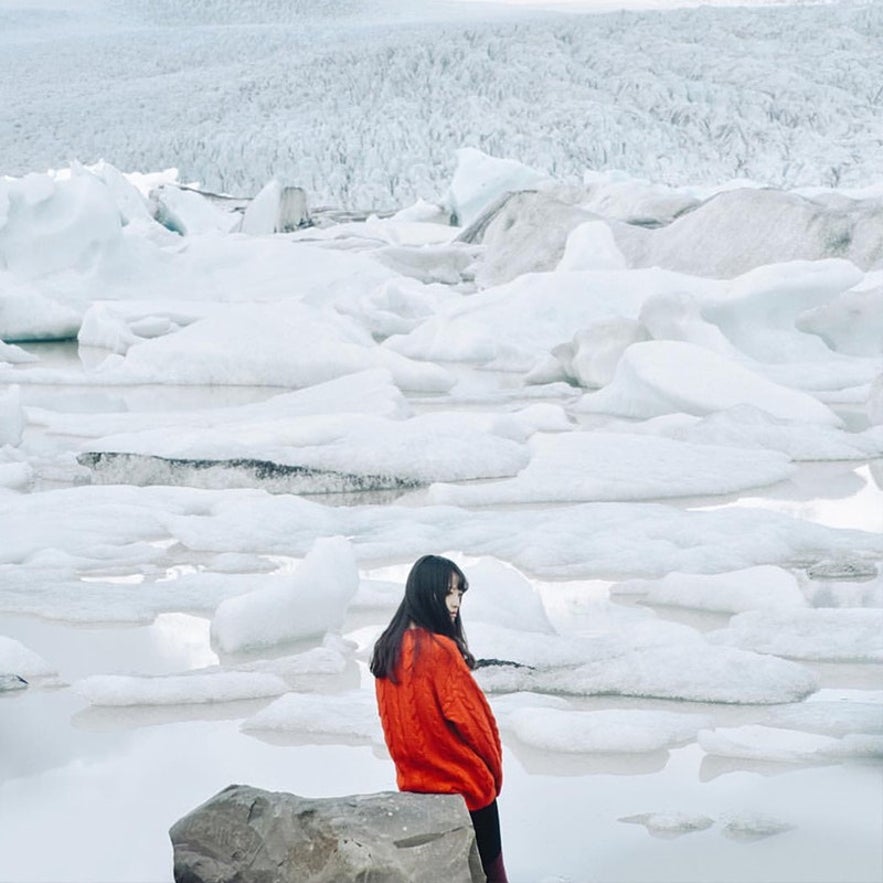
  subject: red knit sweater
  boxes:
[375,628,503,812]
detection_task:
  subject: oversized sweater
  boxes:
[375,628,503,812]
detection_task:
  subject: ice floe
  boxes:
[0,635,56,679]
[241,689,383,743]
[708,609,883,662]
[699,724,883,763]
[577,341,842,425]
[475,635,817,704]
[763,701,883,738]
[611,566,807,614]
[211,537,359,654]
[427,432,795,505]
[619,812,715,838]
[74,670,289,706]
[502,707,711,754]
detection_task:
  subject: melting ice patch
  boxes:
[699,725,883,763]
[619,812,715,838]
[577,340,842,425]
[763,701,883,738]
[655,405,883,461]
[427,432,795,505]
[384,267,702,370]
[0,635,56,679]
[709,608,883,662]
[502,707,711,754]
[233,634,354,678]
[80,409,530,490]
[3,486,882,585]
[611,566,807,614]
[474,628,817,704]
[90,302,454,392]
[211,537,359,654]
[74,670,289,706]
[241,690,383,744]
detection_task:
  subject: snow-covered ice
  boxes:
[503,707,711,754]
[698,725,883,764]
[708,609,883,662]
[241,690,383,744]
[0,635,56,679]
[611,566,807,614]
[427,431,795,505]
[577,340,843,424]
[74,670,289,706]
[3,2,883,882]
[210,537,359,654]
[619,811,714,838]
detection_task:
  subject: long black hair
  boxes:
[370,555,475,681]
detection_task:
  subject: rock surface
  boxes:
[169,785,484,883]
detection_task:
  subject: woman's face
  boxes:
[445,573,463,622]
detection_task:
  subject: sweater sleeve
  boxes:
[434,639,503,795]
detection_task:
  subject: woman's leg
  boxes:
[469,800,508,883]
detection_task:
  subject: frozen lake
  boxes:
[2,2,883,881]
[2,346,881,883]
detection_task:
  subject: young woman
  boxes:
[371,555,509,883]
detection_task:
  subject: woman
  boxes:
[371,555,508,882]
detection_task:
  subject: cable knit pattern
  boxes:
[375,628,503,812]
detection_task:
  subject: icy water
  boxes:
[2,345,882,883]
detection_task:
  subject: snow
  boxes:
[241,690,383,743]
[649,405,883,462]
[0,635,56,678]
[708,609,883,662]
[427,431,795,505]
[73,670,289,706]
[384,267,701,370]
[477,643,817,704]
[4,3,883,206]
[2,2,883,881]
[149,184,240,237]
[615,189,883,277]
[577,340,843,425]
[719,812,795,841]
[797,276,883,358]
[210,537,359,654]
[611,566,807,614]
[445,148,552,229]
[235,634,354,678]
[698,725,883,764]
[80,405,531,488]
[763,701,883,738]
[619,811,714,837]
[457,558,555,633]
[0,384,23,446]
[90,303,455,392]
[503,707,711,753]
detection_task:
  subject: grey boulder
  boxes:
[169,785,484,883]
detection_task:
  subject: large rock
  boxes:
[169,786,484,883]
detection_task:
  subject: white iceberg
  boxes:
[210,537,359,654]
[74,670,288,706]
[578,340,842,425]
[0,636,56,679]
[709,608,883,661]
[427,431,795,505]
[699,724,883,763]
[505,707,711,754]
[241,689,383,743]
[611,566,807,614]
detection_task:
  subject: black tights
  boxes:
[469,800,508,882]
